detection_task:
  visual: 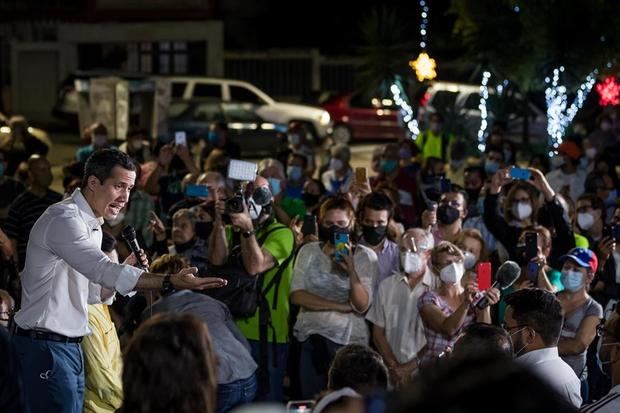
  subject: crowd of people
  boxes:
[1,109,620,413]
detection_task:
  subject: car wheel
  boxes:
[332,124,352,145]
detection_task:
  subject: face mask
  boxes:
[605,189,617,207]
[561,269,585,292]
[267,177,282,197]
[287,165,303,182]
[105,210,125,227]
[512,202,532,221]
[401,251,423,274]
[577,212,595,231]
[437,204,460,225]
[463,251,476,270]
[319,225,349,244]
[550,156,565,169]
[510,327,529,357]
[585,147,597,160]
[484,159,499,175]
[503,150,513,162]
[207,131,219,145]
[362,225,387,246]
[302,192,320,207]
[130,140,143,150]
[399,148,412,160]
[93,134,107,147]
[247,199,263,220]
[330,158,344,172]
[381,159,399,173]
[439,262,465,284]
[288,133,301,146]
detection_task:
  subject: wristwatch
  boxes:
[242,229,256,238]
[161,274,174,295]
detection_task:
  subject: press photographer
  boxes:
[207,161,295,403]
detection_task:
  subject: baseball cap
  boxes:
[559,247,598,273]
[557,141,582,161]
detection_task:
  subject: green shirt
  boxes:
[227,220,295,343]
[280,196,306,220]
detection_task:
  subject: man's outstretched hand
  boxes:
[172,267,228,290]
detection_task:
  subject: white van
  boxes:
[168,76,331,140]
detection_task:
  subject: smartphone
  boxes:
[477,262,492,291]
[525,232,538,261]
[174,131,187,146]
[334,232,349,262]
[510,167,531,181]
[185,184,209,198]
[355,167,368,184]
[286,400,315,413]
[301,214,317,237]
[603,224,620,242]
[527,261,540,284]
[440,177,452,193]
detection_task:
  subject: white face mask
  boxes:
[439,262,465,284]
[330,158,344,172]
[585,147,597,160]
[401,251,423,274]
[512,202,533,221]
[577,212,595,230]
[463,251,476,270]
[247,199,263,220]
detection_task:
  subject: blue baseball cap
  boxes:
[559,247,598,273]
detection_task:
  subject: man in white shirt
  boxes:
[504,288,583,408]
[12,149,226,413]
[366,228,438,388]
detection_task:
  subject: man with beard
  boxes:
[421,188,469,245]
[357,192,399,294]
[11,149,226,413]
[504,288,582,408]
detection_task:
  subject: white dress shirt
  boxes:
[366,267,438,364]
[581,385,620,413]
[516,347,582,408]
[15,189,143,337]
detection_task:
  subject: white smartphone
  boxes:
[174,131,187,146]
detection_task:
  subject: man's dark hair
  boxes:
[81,149,136,188]
[327,344,388,395]
[452,323,513,361]
[577,192,607,223]
[485,145,505,162]
[464,165,486,182]
[358,191,394,222]
[504,288,564,347]
[388,355,579,413]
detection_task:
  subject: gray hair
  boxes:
[400,228,434,251]
[257,158,285,179]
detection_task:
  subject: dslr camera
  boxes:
[223,160,258,217]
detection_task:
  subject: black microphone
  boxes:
[121,225,147,270]
[474,260,521,309]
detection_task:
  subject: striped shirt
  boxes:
[4,189,62,270]
[581,385,620,412]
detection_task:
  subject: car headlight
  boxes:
[319,111,330,126]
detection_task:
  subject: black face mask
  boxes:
[319,225,350,244]
[362,225,388,246]
[302,193,320,208]
[437,204,460,225]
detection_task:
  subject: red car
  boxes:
[321,92,407,144]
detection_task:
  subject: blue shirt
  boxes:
[360,238,400,295]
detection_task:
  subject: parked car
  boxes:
[168,76,331,141]
[167,100,288,158]
[53,72,331,141]
[419,81,548,145]
[320,92,407,144]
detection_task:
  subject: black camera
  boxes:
[225,193,245,214]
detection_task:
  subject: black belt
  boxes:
[15,327,83,343]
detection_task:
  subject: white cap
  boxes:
[313,388,362,413]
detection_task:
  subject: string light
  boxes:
[419,0,428,49]
[410,0,437,82]
[477,71,491,152]
[545,67,597,155]
[391,80,420,139]
[595,76,620,106]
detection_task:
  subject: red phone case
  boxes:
[477,262,492,290]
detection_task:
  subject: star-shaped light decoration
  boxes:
[596,76,620,106]
[409,52,437,82]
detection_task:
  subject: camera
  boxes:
[225,192,246,214]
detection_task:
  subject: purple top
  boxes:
[361,239,400,295]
